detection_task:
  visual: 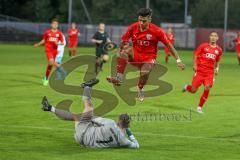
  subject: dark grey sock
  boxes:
[55,108,74,121]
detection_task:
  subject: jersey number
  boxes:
[137,40,150,46]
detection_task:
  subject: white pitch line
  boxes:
[0,124,239,142]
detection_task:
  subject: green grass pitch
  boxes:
[0,44,240,160]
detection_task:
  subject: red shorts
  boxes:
[128,49,156,69]
[45,49,57,60]
[191,72,214,88]
[68,41,78,48]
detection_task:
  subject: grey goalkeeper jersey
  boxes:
[76,117,139,148]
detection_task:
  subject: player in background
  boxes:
[34,19,67,86]
[68,22,80,57]
[91,23,111,76]
[164,27,175,63]
[41,79,139,149]
[182,31,222,113]
[55,34,66,80]
[107,8,185,101]
[232,31,240,65]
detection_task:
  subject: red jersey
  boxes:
[68,29,80,42]
[166,32,174,44]
[43,29,64,52]
[194,43,222,75]
[234,37,240,53]
[122,22,170,59]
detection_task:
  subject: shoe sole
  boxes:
[81,79,99,88]
[106,77,121,86]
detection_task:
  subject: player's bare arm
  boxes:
[34,39,45,47]
[91,38,103,44]
[167,43,185,70]
[193,54,197,71]
[214,62,220,75]
[106,38,111,43]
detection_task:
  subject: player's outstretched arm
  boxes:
[167,43,185,70]
[125,128,139,149]
[91,38,103,44]
[193,54,197,71]
[34,39,45,47]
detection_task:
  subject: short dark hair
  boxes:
[118,114,131,128]
[137,8,152,17]
[51,18,59,23]
[210,30,218,35]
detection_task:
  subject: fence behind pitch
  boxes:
[0,22,195,49]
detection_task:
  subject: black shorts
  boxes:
[96,47,108,58]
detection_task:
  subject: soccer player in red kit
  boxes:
[164,27,175,63]
[183,31,222,113]
[34,19,67,86]
[68,22,80,57]
[233,32,240,65]
[107,8,185,101]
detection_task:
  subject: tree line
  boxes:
[1,0,240,29]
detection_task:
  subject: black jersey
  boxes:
[92,31,109,48]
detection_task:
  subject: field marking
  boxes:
[0,124,239,142]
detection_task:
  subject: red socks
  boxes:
[138,78,147,90]
[165,55,169,63]
[198,89,210,108]
[117,57,127,74]
[45,64,53,79]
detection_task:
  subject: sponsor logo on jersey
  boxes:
[206,53,216,59]
[49,37,58,42]
[146,34,152,40]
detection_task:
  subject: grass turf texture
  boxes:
[0,44,240,160]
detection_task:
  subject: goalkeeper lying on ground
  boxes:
[41,79,139,148]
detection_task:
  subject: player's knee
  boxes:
[48,59,54,65]
[118,52,128,59]
[140,72,150,78]
[191,87,197,93]
[102,55,109,62]
[96,59,101,65]
[119,47,132,58]
[204,85,212,90]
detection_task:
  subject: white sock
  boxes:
[117,73,123,81]
[82,86,91,101]
[51,106,56,112]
